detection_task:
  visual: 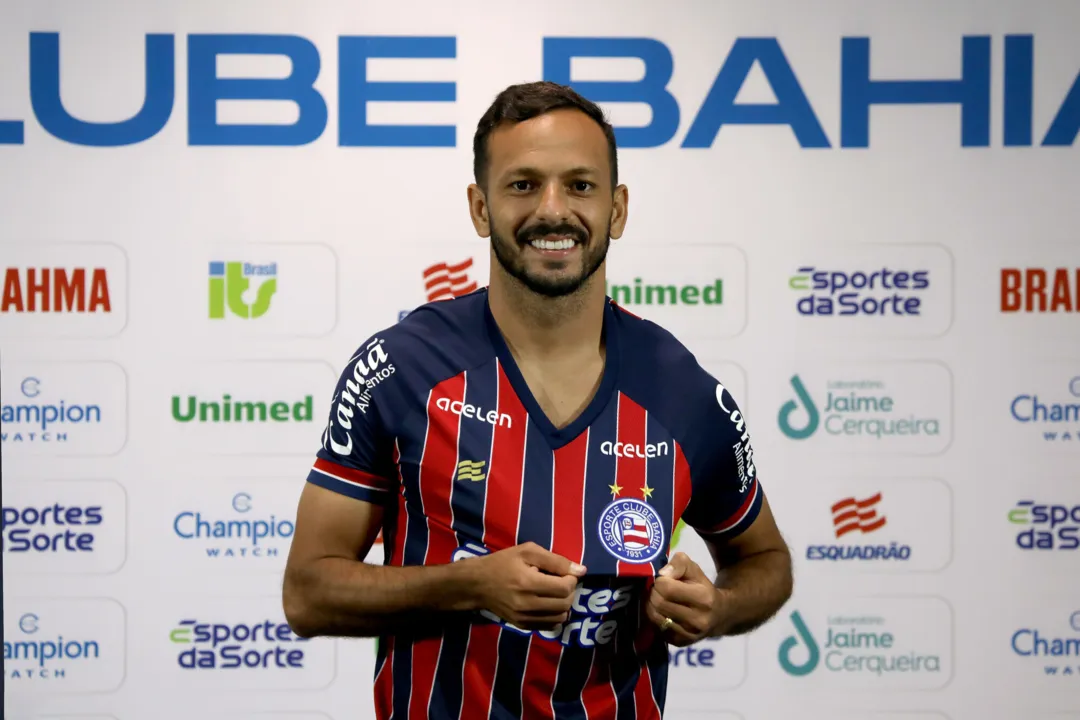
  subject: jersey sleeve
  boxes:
[679,380,764,540]
[305,336,401,506]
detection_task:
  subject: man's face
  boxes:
[479,109,626,298]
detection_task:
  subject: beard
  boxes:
[490,220,611,298]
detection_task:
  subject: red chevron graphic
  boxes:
[831,493,887,538]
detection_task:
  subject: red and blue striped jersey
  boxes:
[306,289,764,720]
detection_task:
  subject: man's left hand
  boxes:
[645,551,727,647]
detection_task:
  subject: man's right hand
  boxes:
[469,542,586,630]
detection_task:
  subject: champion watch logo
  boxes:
[424,259,477,302]
[832,493,887,537]
[598,498,665,565]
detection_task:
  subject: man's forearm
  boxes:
[284,557,481,639]
[709,548,793,637]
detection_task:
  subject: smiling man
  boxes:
[283,81,793,720]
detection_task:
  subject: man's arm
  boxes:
[645,494,792,646]
[282,483,585,639]
[702,493,793,637]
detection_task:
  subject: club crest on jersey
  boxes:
[598,498,665,564]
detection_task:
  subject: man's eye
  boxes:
[573,181,593,192]
[511,180,532,191]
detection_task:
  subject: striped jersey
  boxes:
[306,288,764,720]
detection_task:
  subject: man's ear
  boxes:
[467,184,491,238]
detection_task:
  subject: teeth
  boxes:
[530,238,576,251]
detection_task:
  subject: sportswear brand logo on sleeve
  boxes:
[598,498,665,564]
[435,397,511,429]
[208,261,277,319]
[599,440,668,458]
[325,338,396,456]
[423,259,478,302]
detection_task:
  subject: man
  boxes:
[283,81,793,720]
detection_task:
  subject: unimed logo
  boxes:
[1001,268,1080,313]
[171,393,314,424]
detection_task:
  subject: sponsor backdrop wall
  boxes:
[1,1,1078,719]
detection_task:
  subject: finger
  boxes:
[653,577,712,611]
[513,595,575,615]
[512,615,569,631]
[657,551,692,580]
[644,593,699,647]
[520,543,587,577]
[524,570,580,599]
[648,590,711,637]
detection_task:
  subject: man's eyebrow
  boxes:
[502,165,601,178]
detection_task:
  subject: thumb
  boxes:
[657,552,691,580]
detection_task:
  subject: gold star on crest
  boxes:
[641,483,654,501]
[609,481,623,498]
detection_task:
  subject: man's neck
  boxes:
[487,266,607,363]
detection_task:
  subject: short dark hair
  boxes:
[472,81,618,190]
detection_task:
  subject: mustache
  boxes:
[516,223,589,245]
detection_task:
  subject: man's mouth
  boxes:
[528,236,579,252]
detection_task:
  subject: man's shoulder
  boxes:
[340,290,494,394]
[612,303,738,433]
[613,303,717,394]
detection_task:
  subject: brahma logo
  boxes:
[1001,268,1080,313]
[0,243,127,338]
[424,259,477,302]
[1,267,111,314]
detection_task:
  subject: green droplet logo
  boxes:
[778,610,820,676]
[778,374,819,439]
